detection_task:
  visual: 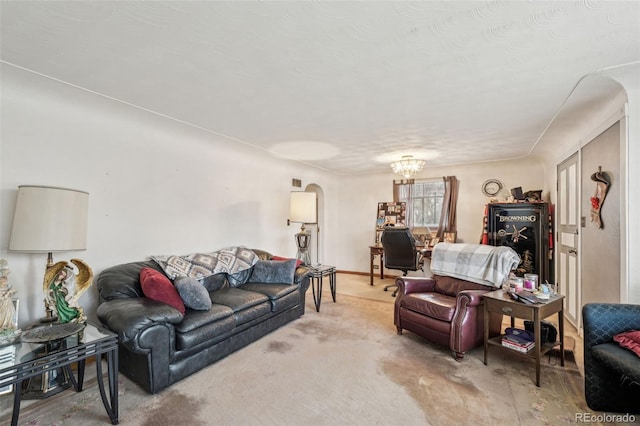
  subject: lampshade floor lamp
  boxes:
[289,191,317,266]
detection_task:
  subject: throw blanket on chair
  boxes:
[430,243,520,288]
[151,246,259,280]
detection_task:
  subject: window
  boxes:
[399,180,445,229]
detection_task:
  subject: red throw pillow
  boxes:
[140,267,185,315]
[613,329,640,357]
[272,256,303,268]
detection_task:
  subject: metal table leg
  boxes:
[311,276,323,312]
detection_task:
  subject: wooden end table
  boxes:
[483,289,565,387]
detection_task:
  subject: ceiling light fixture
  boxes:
[390,155,426,178]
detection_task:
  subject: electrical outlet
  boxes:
[292,178,302,188]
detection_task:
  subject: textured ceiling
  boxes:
[1,1,638,175]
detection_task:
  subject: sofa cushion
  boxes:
[592,342,640,383]
[614,330,640,358]
[201,273,227,292]
[233,302,272,327]
[271,256,303,268]
[174,304,235,350]
[228,268,253,287]
[248,259,296,284]
[210,287,269,312]
[174,276,212,311]
[140,267,185,315]
[433,274,492,297]
[239,283,299,312]
[401,292,457,322]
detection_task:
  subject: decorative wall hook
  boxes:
[589,166,610,229]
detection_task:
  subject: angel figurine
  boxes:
[43,259,93,323]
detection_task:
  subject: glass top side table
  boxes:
[0,322,119,426]
[308,265,337,312]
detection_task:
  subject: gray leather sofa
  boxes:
[96,249,310,394]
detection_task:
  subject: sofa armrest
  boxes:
[582,303,640,413]
[457,290,487,307]
[294,266,311,285]
[583,303,640,348]
[451,290,488,325]
[97,298,183,347]
[395,276,436,295]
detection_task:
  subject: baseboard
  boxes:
[335,270,402,279]
[336,270,369,276]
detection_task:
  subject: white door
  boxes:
[557,153,580,327]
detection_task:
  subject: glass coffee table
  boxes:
[0,322,118,425]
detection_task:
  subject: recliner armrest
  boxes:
[395,276,436,295]
[97,298,183,346]
[457,290,487,307]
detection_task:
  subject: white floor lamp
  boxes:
[289,191,317,266]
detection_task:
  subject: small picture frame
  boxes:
[443,231,457,243]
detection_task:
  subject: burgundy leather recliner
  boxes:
[394,274,502,360]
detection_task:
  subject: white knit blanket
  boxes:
[151,246,259,280]
[430,243,520,288]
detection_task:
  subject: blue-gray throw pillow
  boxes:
[227,268,253,287]
[248,259,296,284]
[174,276,212,310]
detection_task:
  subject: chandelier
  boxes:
[390,155,426,178]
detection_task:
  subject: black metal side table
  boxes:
[0,322,119,425]
[308,265,337,312]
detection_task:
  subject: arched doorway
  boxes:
[305,183,324,265]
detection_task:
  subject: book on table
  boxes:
[501,338,535,352]
[501,328,535,352]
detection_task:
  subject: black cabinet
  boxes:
[487,203,552,283]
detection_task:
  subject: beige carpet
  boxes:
[1,274,631,426]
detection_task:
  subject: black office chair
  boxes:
[381,227,425,297]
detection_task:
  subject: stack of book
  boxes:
[502,328,535,353]
[0,344,16,395]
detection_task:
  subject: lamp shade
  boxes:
[289,191,317,224]
[9,185,89,253]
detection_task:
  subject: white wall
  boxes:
[605,65,640,304]
[0,64,337,325]
[532,66,639,304]
[334,159,545,273]
[4,62,635,329]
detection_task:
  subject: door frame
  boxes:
[557,152,580,329]
[553,109,627,333]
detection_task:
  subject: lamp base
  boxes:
[40,307,58,323]
[21,339,71,399]
[295,231,312,266]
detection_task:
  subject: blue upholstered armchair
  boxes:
[582,303,640,414]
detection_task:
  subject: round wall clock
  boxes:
[482,179,503,197]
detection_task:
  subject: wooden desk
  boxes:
[483,289,565,387]
[369,245,384,285]
[369,245,430,286]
